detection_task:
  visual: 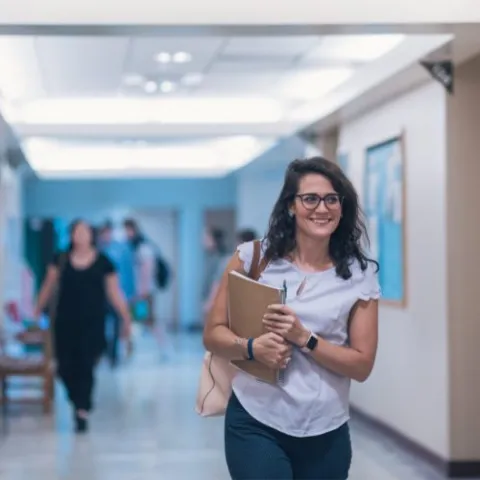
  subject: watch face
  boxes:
[307,334,318,351]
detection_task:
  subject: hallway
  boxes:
[0,334,460,479]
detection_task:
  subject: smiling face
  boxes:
[290,173,343,240]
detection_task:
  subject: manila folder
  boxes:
[227,270,283,384]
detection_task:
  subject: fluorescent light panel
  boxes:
[316,35,406,62]
[279,67,354,100]
[23,136,274,178]
[11,98,284,125]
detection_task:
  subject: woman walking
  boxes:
[204,157,380,479]
[35,219,133,433]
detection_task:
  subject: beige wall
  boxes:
[339,82,450,458]
[315,129,339,162]
[446,54,480,461]
[339,55,480,463]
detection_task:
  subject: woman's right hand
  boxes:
[253,332,292,369]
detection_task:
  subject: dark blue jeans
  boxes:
[225,393,352,480]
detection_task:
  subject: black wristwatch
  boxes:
[301,332,318,353]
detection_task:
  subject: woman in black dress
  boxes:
[35,219,133,433]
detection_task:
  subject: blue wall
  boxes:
[24,176,237,328]
[236,136,307,235]
[24,177,236,215]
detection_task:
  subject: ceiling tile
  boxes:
[272,66,354,101]
[35,36,129,96]
[209,58,293,75]
[0,36,45,101]
[222,36,320,57]
[195,72,281,95]
[126,36,225,79]
[300,35,405,64]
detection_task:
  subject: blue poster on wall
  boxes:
[364,137,405,304]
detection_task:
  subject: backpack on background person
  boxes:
[154,253,171,290]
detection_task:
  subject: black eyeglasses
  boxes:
[296,193,343,211]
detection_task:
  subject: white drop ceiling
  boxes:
[0,33,453,177]
[0,34,404,102]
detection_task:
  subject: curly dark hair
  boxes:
[263,156,378,280]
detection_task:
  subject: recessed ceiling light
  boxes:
[173,51,192,63]
[155,52,171,63]
[123,74,144,86]
[181,73,203,86]
[159,81,176,93]
[144,81,158,94]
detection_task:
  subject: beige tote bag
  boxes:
[195,352,236,417]
[195,240,267,417]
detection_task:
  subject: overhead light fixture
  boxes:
[23,136,275,178]
[173,51,192,63]
[11,97,284,124]
[155,52,171,63]
[279,67,354,100]
[181,73,203,86]
[316,34,405,62]
[159,81,176,93]
[144,80,158,94]
[123,73,144,86]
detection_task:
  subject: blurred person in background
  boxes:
[34,219,133,433]
[200,227,228,325]
[218,228,257,276]
[123,218,157,328]
[98,220,135,367]
[203,228,258,317]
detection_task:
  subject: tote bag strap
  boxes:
[247,239,268,281]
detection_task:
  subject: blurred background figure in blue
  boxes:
[123,218,158,330]
[98,220,135,367]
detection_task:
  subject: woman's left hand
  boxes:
[263,304,310,347]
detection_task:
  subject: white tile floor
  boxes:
[0,332,475,479]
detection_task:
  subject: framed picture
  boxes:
[364,135,406,307]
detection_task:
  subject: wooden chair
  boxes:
[0,328,55,415]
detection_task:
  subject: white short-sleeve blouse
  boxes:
[231,240,380,437]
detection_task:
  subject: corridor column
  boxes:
[446,52,480,477]
[178,206,204,330]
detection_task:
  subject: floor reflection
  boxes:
[0,332,472,480]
